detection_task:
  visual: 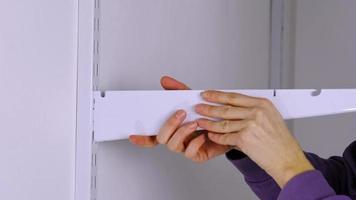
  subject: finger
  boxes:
[184,134,206,159]
[208,132,240,146]
[197,118,247,133]
[195,104,252,119]
[166,122,198,153]
[129,135,158,147]
[183,130,205,145]
[156,110,186,144]
[201,90,263,107]
[160,76,191,90]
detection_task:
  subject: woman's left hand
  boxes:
[195,90,315,188]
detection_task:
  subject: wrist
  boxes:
[272,156,315,188]
[280,162,314,188]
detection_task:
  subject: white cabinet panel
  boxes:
[0,1,77,200]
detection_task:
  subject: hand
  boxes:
[129,76,190,147]
[129,76,231,163]
[195,90,314,187]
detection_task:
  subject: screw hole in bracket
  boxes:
[312,89,322,97]
[100,91,106,98]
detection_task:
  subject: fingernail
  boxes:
[201,91,208,97]
[175,110,186,119]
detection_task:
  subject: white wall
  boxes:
[96,1,270,200]
[292,0,356,157]
[0,1,77,200]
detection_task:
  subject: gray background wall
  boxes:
[97,1,270,200]
[292,0,356,157]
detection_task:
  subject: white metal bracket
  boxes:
[93,89,356,142]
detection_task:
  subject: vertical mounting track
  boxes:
[270,0,295,130]
[269,0,284,89]
[91,0,101,199]
[75,0,96,199]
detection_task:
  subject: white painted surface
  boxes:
[96,1,269,199]
[75,0,95,199]
[98,0,270,91]
[94,89,356,141]
[0,1,77,200]
[293,0,356,157]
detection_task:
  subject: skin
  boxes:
[129,76,231,162]
[129,76,314,188]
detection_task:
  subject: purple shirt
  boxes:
[226,141,356,199]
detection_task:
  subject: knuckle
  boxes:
[220,120,230,132]
[246,120,257,129]
[221,106,232,117]
[252,108,265,119]
[205,105,212,114]
[260,98,272,107]
[227,93,237,102]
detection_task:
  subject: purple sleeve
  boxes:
[229,157,350,200]
[278,170,351,200]
[226,141,356,200]
[304,151,355,197]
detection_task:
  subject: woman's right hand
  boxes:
[129,76,231,163]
